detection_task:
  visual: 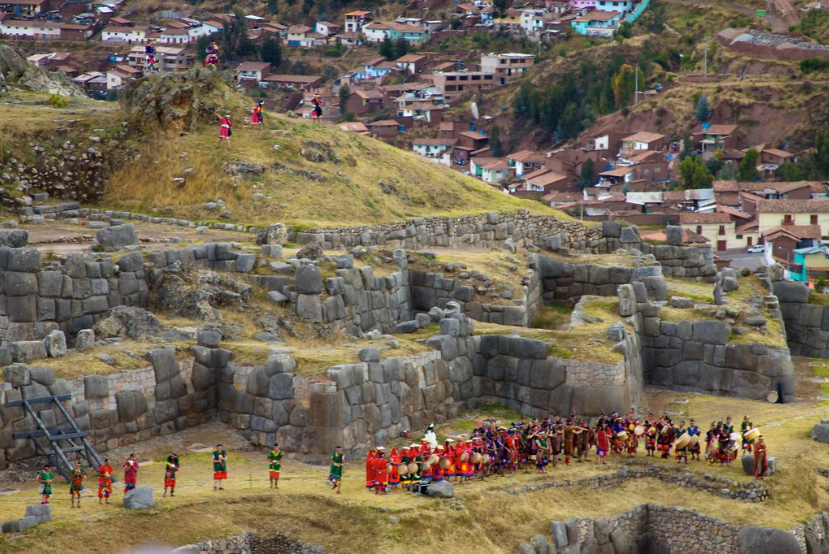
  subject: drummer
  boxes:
[644,414,657,457]
[687,419,701,461]
[388,447,401,491]
[674,420,689,464]
[741,415,755,455]
[716,422,733,466]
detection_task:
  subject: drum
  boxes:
[726,441,738,455]
[744,428,761,442]
[675,433,690,449]
[482,454,491,464]
[428,455,439,465]
[408,463,418,474]
[397,464,408,476]
[460,452,469,462]
[766,390,779,403]
[470,452,482,464]
[688,434,699,447]
[616,430,628,441]
[634,425,645,437]
[729,432,742,443]
[439,457,451,470]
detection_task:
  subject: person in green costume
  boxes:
[268,444,283,489]
[212,444,227,491]
[38,464,54,505]
[328,446,345,494]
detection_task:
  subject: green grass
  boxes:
[809,292,829,306]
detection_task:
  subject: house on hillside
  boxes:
[101,24,147,43]
[343,10,371,33]
[620,132,667,153]
[350,57,394,81]
[470,157,511,184]
[452,131,489,166]
[518,168,569,194]
[679,212,736,252]
[338,122,369,134]
[286,25,313,46]
[412,138,456,166]
[0,0,48,15]
[697,124,739,157]
[315,20,341,37]
[367,119,402,139]
[508,150,546,178]
[236,61,271,83]
[763,225,822,266]
[757,199,829,237]
[790,246,829,284]
[432,70,495,103]
[127,45,192,73]
[262,74,322,91]
[344,88,385,116]
[106,63,141,90]
[571,10,623,37]
[480,52,535,85]
[0,19,60,39]
[395,53,428,74]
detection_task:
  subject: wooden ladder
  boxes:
[10,395,105,482]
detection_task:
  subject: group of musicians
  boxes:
[364,412,769,494]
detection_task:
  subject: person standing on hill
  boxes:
[328,446,345,494]
[213,445,228,491]
[251,101,265,130]
[217,113,232,149]
[69,461,86,509]
[753,436,769,480]
[97,459,113,504]
[311,93,324,125]
[163,453,180,497]
[268,444,283,490]
[38,464,54,505]
[124,454,139,493]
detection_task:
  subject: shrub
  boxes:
[49,94,68,108]
[800,58,829,74]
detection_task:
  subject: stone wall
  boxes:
[774,280,829,358]
[0,344,214,467]
[529,505,804,554]
[0,248,148,348]
[279,210,604,251]
[173,531,330,554]
[624,284,795,402]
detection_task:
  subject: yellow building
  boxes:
[756,199,829,238]
[679,212,736,252]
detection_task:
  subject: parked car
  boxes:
[747,244,764,253]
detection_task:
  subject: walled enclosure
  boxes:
[0,214,797,466]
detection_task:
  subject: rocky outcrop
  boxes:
[118,68,235,132]
[0,45,86,97]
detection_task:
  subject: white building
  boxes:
[0,20,60,39]
[101,25,147,43]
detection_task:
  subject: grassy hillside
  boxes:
[105,115,560,228]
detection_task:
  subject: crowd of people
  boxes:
[32,411,771,506]
[349,412,770,496]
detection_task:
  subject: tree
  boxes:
[578,158,596,191]
[267,0,278,14]
[680,134,693,160]
[493,0,510,18]
[778,162,804,181]
[379,36,395,60]
[557,101,583,140]
[611,64,634,108]
[489,124,503,157]
[394,37,409,59]
[338,84,351,115]
[810,126,829,179]
[679,156,713,189]
[738,148,760,182]
[695,95,711,123]
[261,37,282,66]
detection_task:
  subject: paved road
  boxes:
[720,251,765,271]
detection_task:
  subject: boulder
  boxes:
[665,225,683,246]
[773,281,810,304]
[296,244,323,260]
[395,320,419,334]
[359,348,381,363]
[3,363,31,386]
[619,226,640,243]
[266,291,289,305]
[11,341,47,363]
[811,420,829,443]
[197,326,223,348]
[670,296,693,309]
[44,330,67,357]
[116,390,148,422]
[425,480,454,498]
[740,454,776,477]
[607,322,625,342]
[295,264,322,294]
[737,526,800,554]
[75,329,95,351]
[94,306,163,340]
[0,229,28,248]
[721,276,739,292]
[24,504,51,524]
[96,223,138,252]
[618,284,636,317]
[123,486,155,509]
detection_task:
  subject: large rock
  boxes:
[811,420,829,443]
[665,225,683,246]
[295,264,322,294]
[692,320,731,345]
[11,341,47,363]
[96,223,138,252]
[0,229,28,248]
[124,486,155,509]
[773,281,810,304]
[116,390,148,422]
[3,363,31,386]
[44,330,67,358]
[75,329,95,351]
[740,454,776,477]
[94,306,163,340]
[425,480,454,498]
[24,504,51,524]
[737,526,800,554]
